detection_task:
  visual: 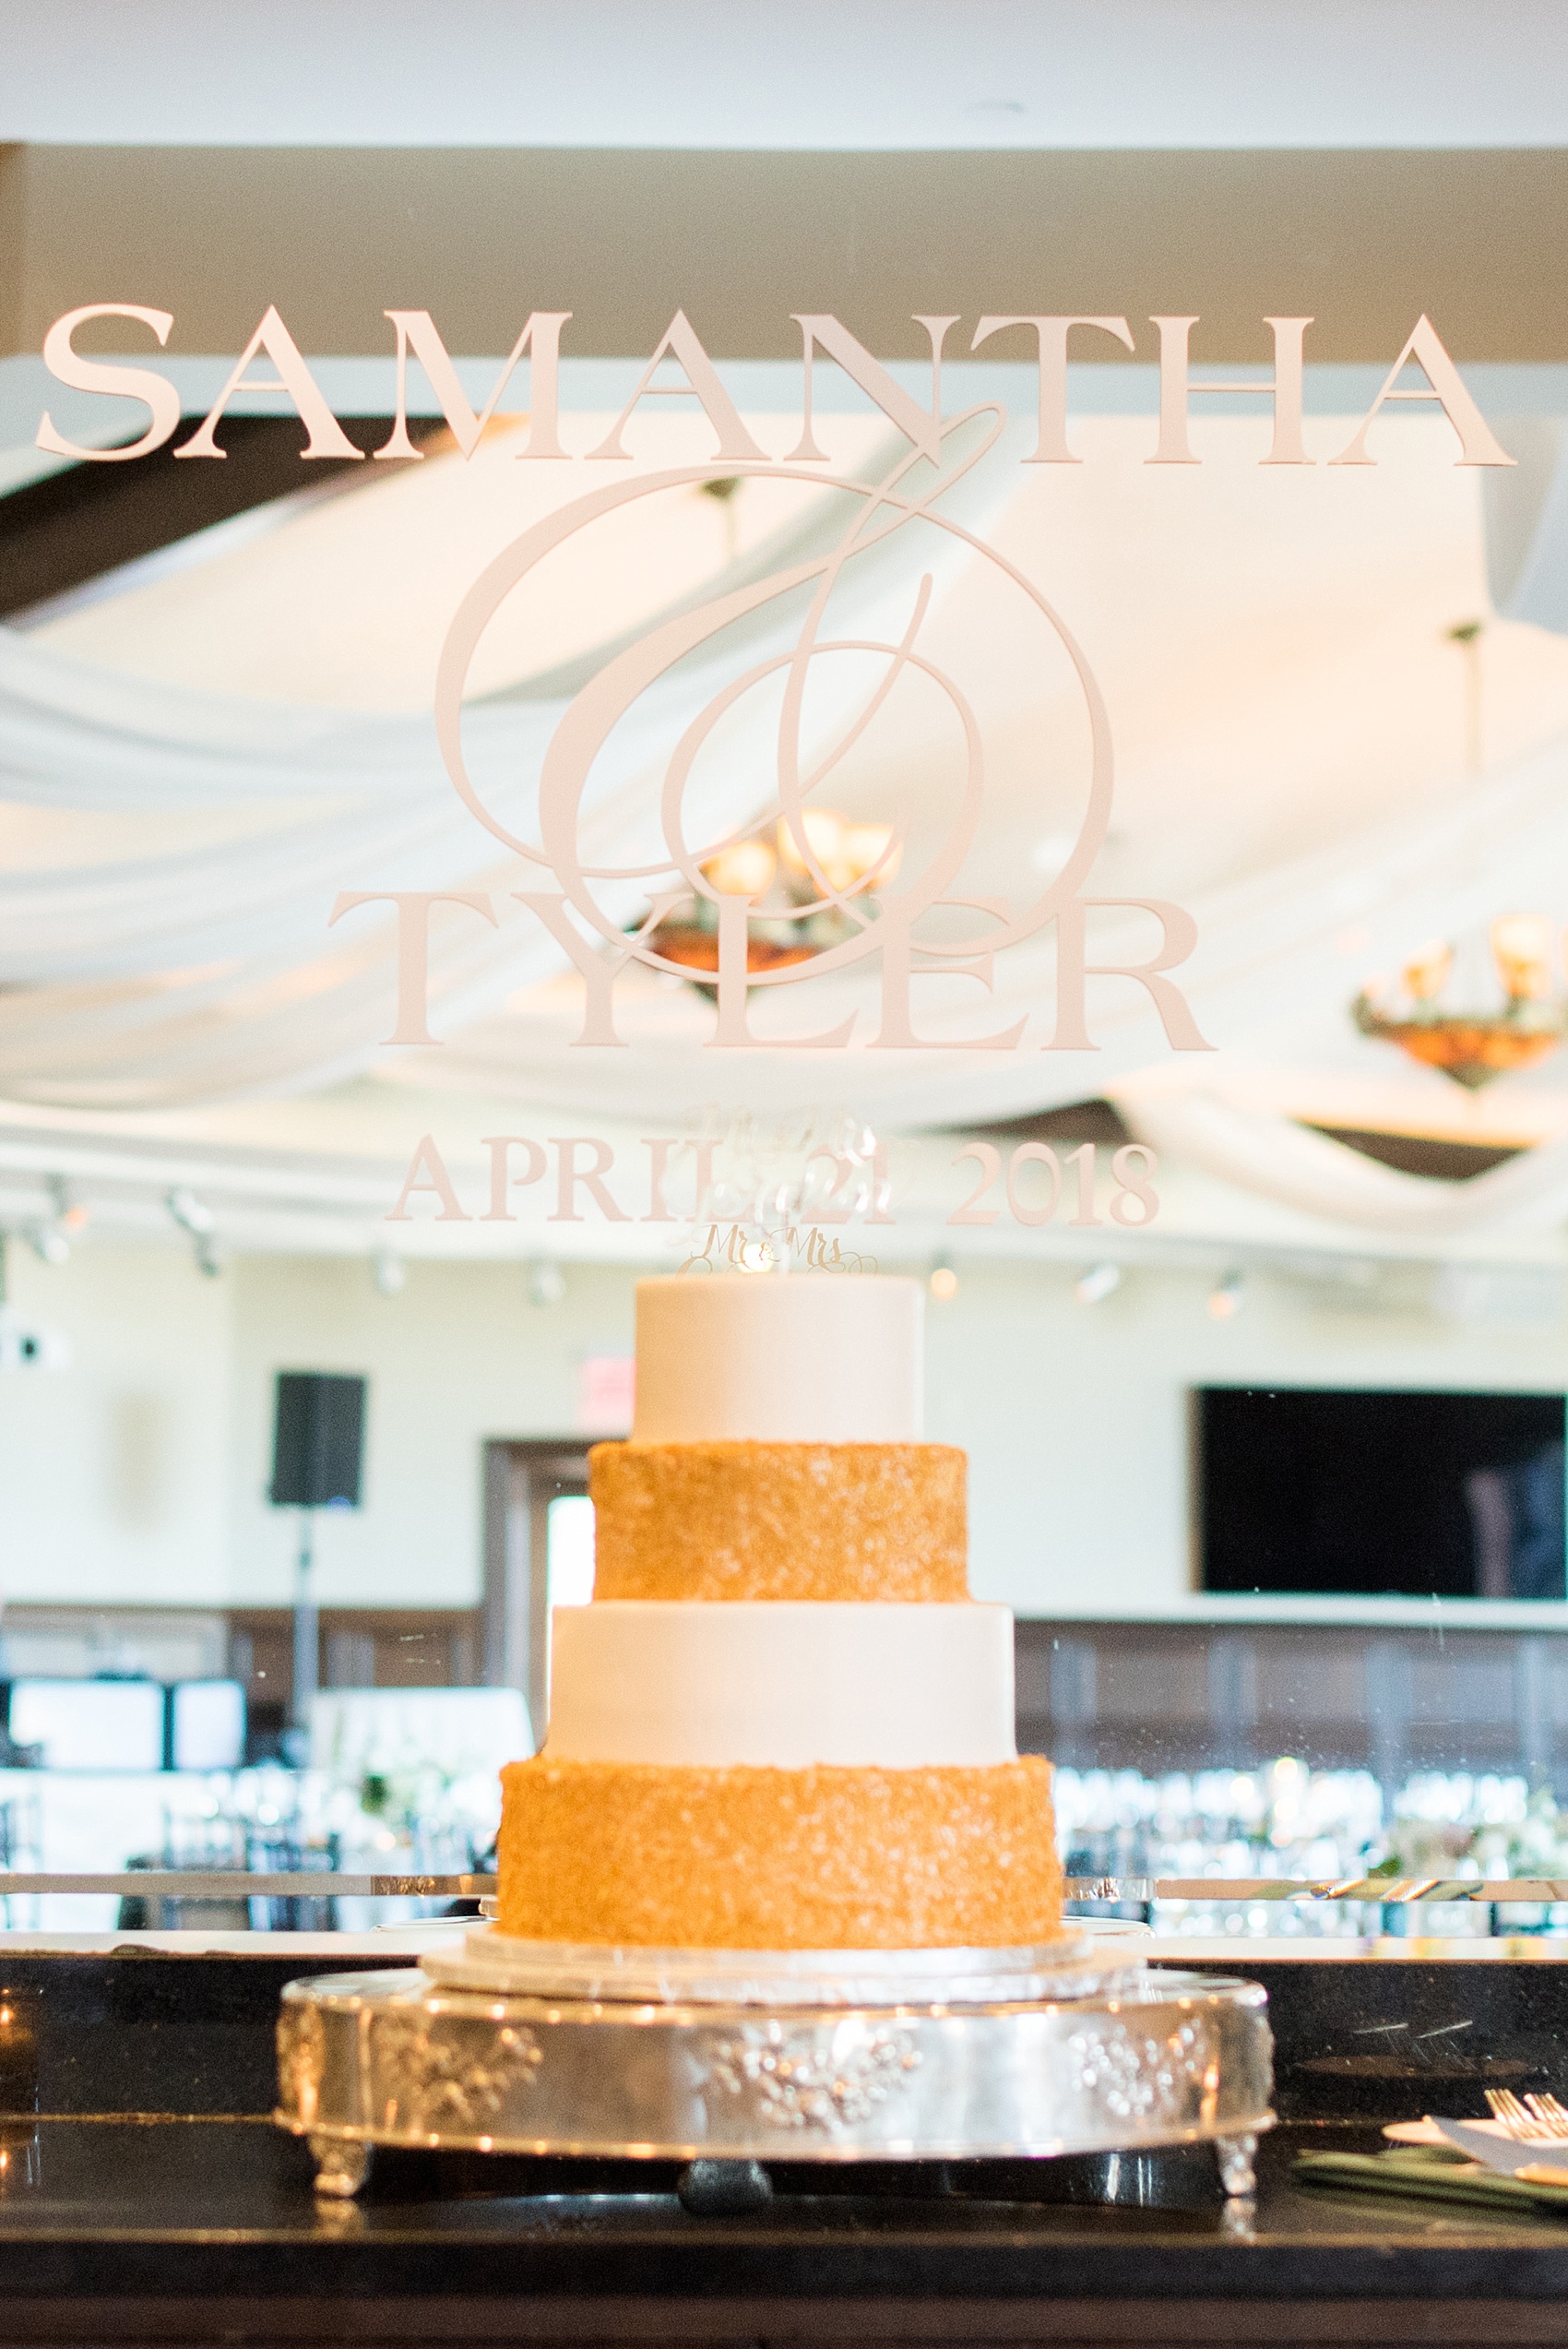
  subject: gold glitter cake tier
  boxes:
[497,1757,1060,1948]
[588,1440,968,1604]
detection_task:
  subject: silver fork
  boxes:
[1484,2088,1566,2140]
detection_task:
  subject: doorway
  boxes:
[481,1440,601,1746]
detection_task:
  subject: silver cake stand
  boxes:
[275,1930,1274,2202]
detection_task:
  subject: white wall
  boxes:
[3,1238,1567,1617]
[930,1258,1568,1616]
[0,1241,232,1606]
[0,1242,634,1611]
[227,1253,633,1607]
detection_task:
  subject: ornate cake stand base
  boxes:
[275,1949,1274,2200]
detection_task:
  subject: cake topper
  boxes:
[677,1107,885,1273]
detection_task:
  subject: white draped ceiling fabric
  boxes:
[7,403,1568,1258]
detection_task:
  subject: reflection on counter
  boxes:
[1062,1759,1568,1938]
[0,1684,525,1931]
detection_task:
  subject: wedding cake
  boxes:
[496,1272,1062,1949]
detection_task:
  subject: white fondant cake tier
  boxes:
[631,1273,922,1444]
[545,1600,1015,1768]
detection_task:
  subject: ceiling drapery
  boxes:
[0,421,1017,1104]
[1118,1085,1568,1242]
[6,407,1568,1263]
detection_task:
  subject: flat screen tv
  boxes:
[1197,1387,1567,1600]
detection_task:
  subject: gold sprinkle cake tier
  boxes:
[498,1756,1059,1948]
[589,1439,968,1603]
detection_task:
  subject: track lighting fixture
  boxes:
[528,1259,566,1307]
[372,1251,407,1297]
[1074,1261,1122,1306]
[166,1186,215,1237]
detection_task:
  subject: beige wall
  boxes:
[225,1253,633,1609]
[3,145,1566,363]
[935,1258,1568,1616]
[0,1241,634,1612]
[3,1236,1566,1621]
[0,1239,232,1608]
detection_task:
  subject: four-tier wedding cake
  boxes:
[497,1271,1062,1949]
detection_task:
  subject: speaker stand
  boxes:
[291,1509,318,1735]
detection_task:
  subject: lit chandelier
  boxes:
[1351,915,1568,1090]
[646,808,899,980]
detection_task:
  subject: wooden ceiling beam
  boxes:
[1,145,1563,364]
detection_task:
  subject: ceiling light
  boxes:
[46,1176,89,1234]
[776,808,897,895]
[704,838,778,898]
[1074,1261,1122,1306]
[24,1224,69,1267]
[1207,1270,1246,1321]
[1352,913,1568,1089]
[528,1259,565,1308]
[644,806,900,984]
[166,1186,215,1236]
[929,1260,959,1301]
[372,1251,407,1298]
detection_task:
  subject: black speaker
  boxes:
[270,1373,366,1509]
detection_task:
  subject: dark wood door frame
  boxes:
[481,1440,594,1742]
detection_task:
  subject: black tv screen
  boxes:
[1197,1387,1567,1600]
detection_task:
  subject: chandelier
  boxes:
[1351,915,1568,1090]
[646,809,899,981]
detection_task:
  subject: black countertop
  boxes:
[0,1947,1567,2341]
[8,1946,1568,2124]
[0,2116,1563,2343]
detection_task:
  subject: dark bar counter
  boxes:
[1,2115,1568,2345]
[0,1942,1566,2344]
